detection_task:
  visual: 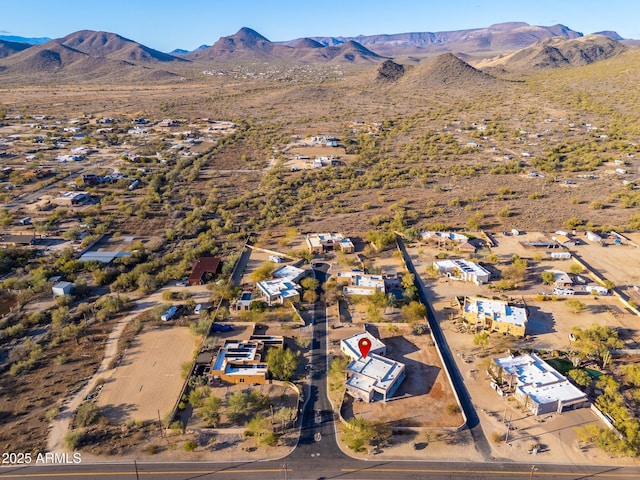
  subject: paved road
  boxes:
[1,458,638,479]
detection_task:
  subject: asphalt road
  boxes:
[2,261,639,479]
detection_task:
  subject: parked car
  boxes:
[211,323,233,332]
[194,304,202,314]
[176,281,188,287]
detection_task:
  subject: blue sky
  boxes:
[2,0,638,51]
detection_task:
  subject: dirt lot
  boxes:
[573,232,640,302]
[329,323,463,428]
[97,325,198,423]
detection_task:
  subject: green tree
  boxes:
[137,272,157,295]
[300,277,319,291]
[197,394,222,427]
[266,348,298,381]
[622,364,640,387]
[251,261,275,282]
[303,289,319,303]
[244,414,278,446]
[566,299,587,313]
[568,369,591,387]
[64,431,85,450]
[569,264,585,275]
[188,385,211,408]
[571,325,623,366]
[541,271,555,285]
[227,392,250,420]
[342,418,391,452]
[401,301,427,323]
[473,331,490,351]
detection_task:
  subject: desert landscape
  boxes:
[2,13,640,479]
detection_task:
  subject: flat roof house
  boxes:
[490,353,589,416]
[306,233,354,254]
[433,259,490,285]
[337,271,386,296]
[346,353,406,403]
[340,331,386,361]
[463,296,528,337]
[256,279,300,306]
[256,264,306,306]
[210,340,268,385]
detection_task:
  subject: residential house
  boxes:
[306,233,354,254]
[188,257,222,285]
[52,191,91,206]
[433,259,490,285]
[346,353,406,403]
[340,331,386,361]
[462,296,528,337]
[489,353,589,415]
[210,340,268,385]
[551,271,573,288]
[337,271,386,296]
[256,264,306,306]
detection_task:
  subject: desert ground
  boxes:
[96,325,198,423]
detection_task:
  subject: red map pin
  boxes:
[358,337,371,358]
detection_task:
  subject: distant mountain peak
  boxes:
[594,31,624,41]
[234,27,271,44]
[481,34,626,70]
[59,29,185,63]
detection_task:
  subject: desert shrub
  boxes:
[64,431,85,450]
[75,402,101,427]
[446,403,461,415]
[184,440,197,452]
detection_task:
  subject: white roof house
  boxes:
[346,353,406,403]
[255,264,307,306]
[256,279,300,306]
[272,264,305,283]
[340,331,386,361]
[306,233,354,253]
[337,271,385,295]
[420,231,469,243]
[433,259,490,285]
[492,353,588,415]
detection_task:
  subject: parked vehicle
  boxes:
[161,306,178,322]
[552,288,575,295]
[211,323,233,332]
[194,304,202,314]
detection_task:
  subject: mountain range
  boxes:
[0,23,631,84]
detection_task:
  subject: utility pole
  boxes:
[158,409,164,438]
[529,464,537,480]
[134,460,140,480]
